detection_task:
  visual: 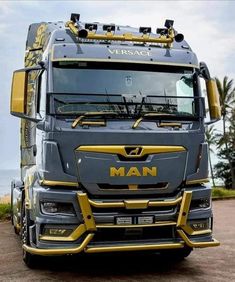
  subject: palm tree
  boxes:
[215,76,235,188]
[205,125,216,187]
[215,76,235,142]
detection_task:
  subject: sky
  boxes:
[0,0,235,170]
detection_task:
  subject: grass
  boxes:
[0,203,11,221]
[212,187,235,198]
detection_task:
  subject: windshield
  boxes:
[51,62,200,118]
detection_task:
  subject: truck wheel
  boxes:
[10,181,14,226]
[21,201,38,268]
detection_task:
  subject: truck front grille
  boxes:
[98,182,169,190]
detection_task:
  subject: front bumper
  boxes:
[23,190,219,255]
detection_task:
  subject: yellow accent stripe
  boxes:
[23,234,94,255]
[77,145,186,158]
[11,71,26,114]
[177,191,192,227]
[132,117,143,129]
[85,242,184,253]
[206,79,221,120]
[77,193,97,231]
[177,230,220,248]
[181,225,212,236]
[88,196,182,209]
[128,184,138,190]
[84,31,173,44]
[124,200,149,209]
[186,178,210,185]
[40,180,78,187]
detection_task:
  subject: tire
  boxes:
[21,200,38,268]
[10,181,14,226]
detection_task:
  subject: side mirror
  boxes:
[10,66,43,122]
[199,62,221,123]
[10,70,27,117]
[205,79,221,121]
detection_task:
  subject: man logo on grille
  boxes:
[125,146,142,156]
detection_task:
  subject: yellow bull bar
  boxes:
[23,191,220,255]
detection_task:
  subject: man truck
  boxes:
[10,13,221,267]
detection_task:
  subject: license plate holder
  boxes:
[137,216,154,225]
[115,215,154,225]
[115,216,133,225]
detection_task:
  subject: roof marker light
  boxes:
[165,19,174,28]
[156,28,168,35]
[70,13,80,23]
[85,23,98,31]
[103,25,115,32]
[139,27,152,34]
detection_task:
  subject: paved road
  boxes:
[0,200,234,282]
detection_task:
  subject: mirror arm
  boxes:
[205,118,220,125]
[199,62,211,80]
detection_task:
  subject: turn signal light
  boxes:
[190,219,211,231]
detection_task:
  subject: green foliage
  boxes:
[214,161,232,189]
[0,203,11,221]
[212,187,235,198]
[215,76,235,118]
[213,76,235,189]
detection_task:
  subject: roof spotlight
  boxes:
[139,27,152,34]
[164,19,174,28]
[85,23,98,31]
[70,13,80,23]
[156,28,168,35]
[103,25,115,32]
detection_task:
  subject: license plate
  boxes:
[137,216,154,225]
[115,216,154,225]
[116,217,133,225]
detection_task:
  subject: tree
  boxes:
[205,125,216,187]
[215,77,235,188]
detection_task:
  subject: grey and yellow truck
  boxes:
[10,13,221,267]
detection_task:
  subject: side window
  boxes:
[38,70,47,118]
[26,70,40,118]
[176,75,194,115]
[199,77,209,121]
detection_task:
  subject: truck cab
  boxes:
[10,14,221,267]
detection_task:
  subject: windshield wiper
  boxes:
[72,112,118,129]
[132,112,177,129]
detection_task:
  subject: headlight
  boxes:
[41,202,76,216]
[190,197,211,210]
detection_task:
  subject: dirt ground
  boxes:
[0,200,234,282]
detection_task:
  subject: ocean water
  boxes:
[0,169,20,196]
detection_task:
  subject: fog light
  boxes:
[43,227,73,237]
[41,201,76,216]
[190,219,210,231]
